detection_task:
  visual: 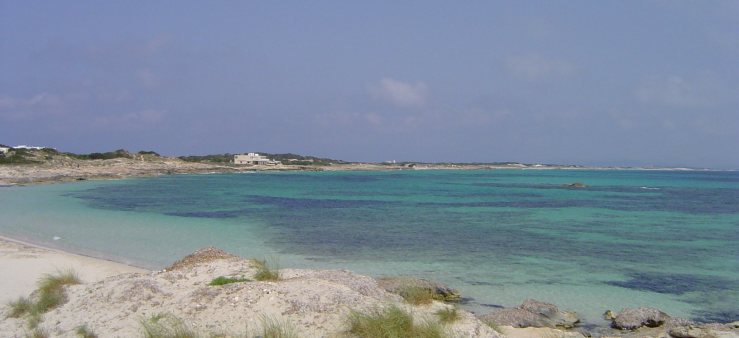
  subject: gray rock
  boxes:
[479,299,580,329]
[480,308,551,328]
[611,307,670,330]
[519,299,580,329]
[668,325,713,338]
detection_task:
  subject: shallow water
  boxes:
[1,169,737,325]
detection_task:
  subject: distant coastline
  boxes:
[0,146,729,186]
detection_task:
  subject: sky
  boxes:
[1,1,738,168]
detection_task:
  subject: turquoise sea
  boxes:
[1,169,737,326]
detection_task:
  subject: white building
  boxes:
[234,153,279,165]
[14,145,47,150]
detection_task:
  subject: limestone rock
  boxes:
[480,299,580,329]
[611,307,670,330]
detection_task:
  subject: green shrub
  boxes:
[208,276,249,286]
[347,305,446,338]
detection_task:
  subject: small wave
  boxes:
[640,186,660,190]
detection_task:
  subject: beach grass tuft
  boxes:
[435,306,460,324]
[397,286,435,305]
[208,276,250,286]
[7,297,33,318]
[26,327,49,338]
[33,269,81,313]
[76,324,98,338]
[484,319,502,333]
[261,315,298,338]
[27,312,43,329]
[141,313,198,338]
[37,269,80,294]
[347,305,446,338]
[253,258,280,282]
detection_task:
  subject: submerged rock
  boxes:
[376,276,461,302]
[480,299,580,329]
[610,307,670,330]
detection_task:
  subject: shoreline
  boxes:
[1,160,731,188]
[0,235,148,304]
[2,235,737,337]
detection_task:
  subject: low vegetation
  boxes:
[7,297,33,318]
[26,327,49,338]
[347,305,446,338]
[6,270,81,317]
[435,307,460,324]
[208,276,250,286]
[261,316,299,338]
[0,148,41,164]
[397,286,435,305]
[65,149,132,160]
[484,320,502,334]
[4,269,81,335]
[141,313,198,338]
[76,324,98,338]
[253,259,280,281]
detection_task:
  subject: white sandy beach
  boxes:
[0,236,147,304]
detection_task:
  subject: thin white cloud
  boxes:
[137,69,160,89]
[370,78,429,108]
[93,109,165,129]
[505,55,576,81]
[0,93,66,120]
[634,74,727,108]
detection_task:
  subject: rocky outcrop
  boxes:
[376,276,462,302]
[564,182,588,188]
[610,307,670,330]
[165,246,237,271]
[1,248,501,338]
[480,299,580,329]
[669,323,739,338]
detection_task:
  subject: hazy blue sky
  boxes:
[1,1,738,168]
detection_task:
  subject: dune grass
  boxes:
[5,269,81,334]
[484,320,502,333]
[208,276,250,286]
[76,324,98,338]
[347,305,446,338]
[252,259,280,282]
[141,313,198,338]
[397,286,435,305]
[33,270,81,313]
[26,328,49,338]
[435,306,460,324]
[7,297,33,318]
[261,316,298,338]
